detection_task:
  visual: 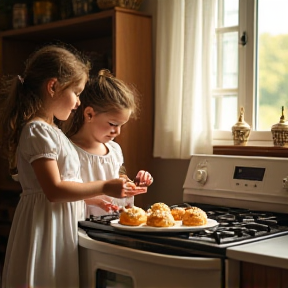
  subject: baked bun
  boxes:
[146,210,175,227]
[182,207,207,226]
[171,207,186,221]
[119,206,147,226]
[147,202,170,213]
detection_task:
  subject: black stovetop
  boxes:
[78,203,288,257]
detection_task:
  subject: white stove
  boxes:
[78,154,288,288]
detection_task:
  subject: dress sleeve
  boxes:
[20,122,60,164]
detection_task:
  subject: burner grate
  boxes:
[169,203,288,245]
[88,213,119,225]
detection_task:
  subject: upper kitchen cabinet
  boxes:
[0,7,153,177]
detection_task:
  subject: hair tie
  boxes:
[18,75,24,84]
[98,69,114,78]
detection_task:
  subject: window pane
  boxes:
[213,1,239,131]
[223,32,238,88]
[223,0,239,27]
[217,0,239,28]
[257,0,288,130]
[213,32,238,89]
[212,95,238,130]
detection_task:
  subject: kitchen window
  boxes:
[213,0,288,145]
[151,0,288,159]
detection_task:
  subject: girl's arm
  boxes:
[32,158,135,202]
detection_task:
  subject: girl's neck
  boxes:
[34,112,54,125]
[70,133,108,156]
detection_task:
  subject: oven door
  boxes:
[78,230,223,288]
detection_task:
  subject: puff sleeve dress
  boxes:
[2,121,85,288]
[72,141,134,216]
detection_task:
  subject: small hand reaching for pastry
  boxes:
[122,170,153,196]
[133,170,154,187]
[85,195,119,212]
[123,180,147,196]
[102,178,148,198]
[119,166,154,188]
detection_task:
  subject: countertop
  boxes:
[227,234,288,269]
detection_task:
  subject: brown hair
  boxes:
[64,69,140,138]
[0,42,91,171]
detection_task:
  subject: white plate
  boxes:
[110,218,219,232]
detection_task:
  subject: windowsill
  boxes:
[213,144,288,157]
[212,130,288,157]
[213,139,273,147]
[213,131,288,158]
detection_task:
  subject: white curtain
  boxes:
[153,0,216,159]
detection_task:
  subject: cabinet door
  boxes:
[241,262,288,288]
[114,10,153,177]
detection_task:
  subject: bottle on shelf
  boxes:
[33,0,58,25]
[59,0,73,20]
[12,2,28,29]
[71,0,95,17]
[0,0,13,31]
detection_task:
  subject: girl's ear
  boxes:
[84,106,95,121]
[47,78,58,97]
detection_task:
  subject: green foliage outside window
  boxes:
[258,33,288,130]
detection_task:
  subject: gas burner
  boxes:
[217,214,236,222]
[89,214,119,225]
[189,221,273,245]
[169,202,192,209]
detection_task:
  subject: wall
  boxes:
[133,1,191,209]
[135,158,190,209]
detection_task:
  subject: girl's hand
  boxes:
[86,195,119,212]
[123,181,147,196]
[134,170,154,187]
[103,178,147,198]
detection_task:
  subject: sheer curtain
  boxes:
[153,0,216,159]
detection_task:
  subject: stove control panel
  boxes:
[183,154,288,213]
[231,179,264,191]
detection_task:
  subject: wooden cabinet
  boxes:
[240,262,288,288]
[0,7,154,177]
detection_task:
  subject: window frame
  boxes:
[212,0,275,147]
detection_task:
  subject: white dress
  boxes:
[2,121,85,288]
[72,141,134,216]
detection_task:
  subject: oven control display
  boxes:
[233,166,266,181]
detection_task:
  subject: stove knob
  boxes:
[195,169,207,184]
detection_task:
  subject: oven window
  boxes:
[96,269,134,288]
